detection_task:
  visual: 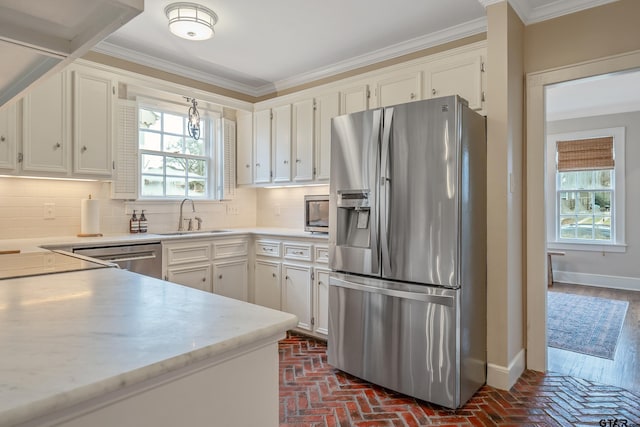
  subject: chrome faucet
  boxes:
[178,198,196,231]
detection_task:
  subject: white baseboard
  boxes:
[554,270,640,292]
[486,348,525,390]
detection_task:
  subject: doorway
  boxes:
[525,50,640,379]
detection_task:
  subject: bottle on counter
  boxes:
[130,210,139,234]
[139,210,148,233]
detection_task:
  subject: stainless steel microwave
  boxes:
[304,195,329,233]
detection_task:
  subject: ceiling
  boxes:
[94,0,619,97]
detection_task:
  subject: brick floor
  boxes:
[279,333,640,427]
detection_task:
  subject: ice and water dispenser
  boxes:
[336,190,371,248]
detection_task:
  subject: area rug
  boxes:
[547,291,628,359]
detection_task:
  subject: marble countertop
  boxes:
[0,268,298,427]
[0,227,328,253]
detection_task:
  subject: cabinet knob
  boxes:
[296,159,301,163]
[283,160,288,164]
[432,88,437,96]
[272,273,276,278]
[81,145,87,152]
[0,136,5,142]
[218,274,223,279]
[202,277,206,282]
[256,162,260,167]
[285,275,290,280]
[245,164,250,168]
[410,92,416,99]
[54,142,61,149]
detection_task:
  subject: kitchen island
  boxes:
[0,267,298,427]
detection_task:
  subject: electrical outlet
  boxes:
[274,204,281,216]
[226,204,239,215]
[44,203,55,219]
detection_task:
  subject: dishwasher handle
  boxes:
[329,275,455,307]
[95,252,157,263]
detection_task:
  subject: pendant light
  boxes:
[165,2,218,41]
[186,97,201,140]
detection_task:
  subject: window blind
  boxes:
[556,136,614,172]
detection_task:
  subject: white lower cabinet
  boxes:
[213,259,248,301]
[255,260,281,310]
[313,267,330,336]
[282,263,312,332]
[163,237,248,302]
[167,263,212,293]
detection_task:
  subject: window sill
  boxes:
[547,241,627,253]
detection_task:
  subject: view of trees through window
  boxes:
[557,170,612,241]
[138,108,210,198]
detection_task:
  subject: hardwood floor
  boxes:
[548,282,640,393]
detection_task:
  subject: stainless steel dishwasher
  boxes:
[73,242,162,278]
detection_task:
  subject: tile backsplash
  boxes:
[0,177,257,239]
[0,177,329,239]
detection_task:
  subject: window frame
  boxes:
[546,126,626,253]
[137,102,222,200]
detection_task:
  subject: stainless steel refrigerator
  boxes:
[328,95,486,409]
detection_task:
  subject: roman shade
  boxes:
[556,136,614,172]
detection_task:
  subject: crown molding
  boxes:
[509,0,620,25]
[263,17,487,94]
[94,17,486,98]
[477,0,505,7]
[92,41,265,96]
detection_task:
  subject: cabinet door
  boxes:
[236,111,253,185]
[254,260,281,310]
[22,71,69,174]
[73,69,113,176]
[253,109,271,183]
[374,71,422,108]
[272,104,291,183]
[425,54,483,110]
[315,92,340,181]
[313,267,330,336]
[292,99,314,182]
[213,259,248,302]
[0,103,17,171]
[167,263,212,293]
[340,84,369,114]
[282,263,312,331]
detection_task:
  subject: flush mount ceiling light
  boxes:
[164,2,218,41]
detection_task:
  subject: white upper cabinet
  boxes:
[315,92,340,181]
[253,108,272,184]
[236,110,253,185]
[72,67,114,176]
[272,104,292,183]
[424,51,485,110]
[292,99,314,182]
[0,104,17,172]
[373,71,422,108]
[22,71,70,174]
[340,84,369,115]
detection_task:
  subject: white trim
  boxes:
[95,18,487,97]
[486,348,525,390]
[510,0,620,25]
[269,18,487,94]
[477,0,504,8]
[547,241,626,253]
[553,270,640,292]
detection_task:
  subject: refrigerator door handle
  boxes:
[369,109,382,274]
[380,107,394,275]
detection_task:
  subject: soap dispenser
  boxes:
[139,210,148,233]
[130,210,139,233]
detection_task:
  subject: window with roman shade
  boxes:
[546,128,626,250]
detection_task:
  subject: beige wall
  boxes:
[524,0,640,73]
[485,1,525,389]
[255,185,329,229]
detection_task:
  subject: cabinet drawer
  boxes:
[283,242,312,262]
[212,239,248,259]
[255,240,281,258]
[165,243,210,266]
[314,245,329,264]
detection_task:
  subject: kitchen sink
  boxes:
[157,230,230,236]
